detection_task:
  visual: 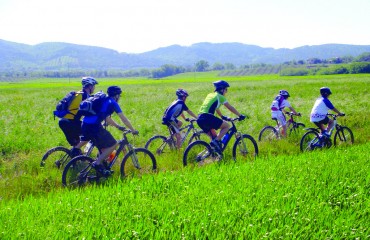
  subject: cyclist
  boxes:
[80,86,139,175]
[58,76,98,157]
[310,87,344,139]
[162,89,198,148]
[197,80,246,152]
[270,90,300,137]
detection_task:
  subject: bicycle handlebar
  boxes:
[327,113,345,118]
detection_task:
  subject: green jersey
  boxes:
[199,92,227,115]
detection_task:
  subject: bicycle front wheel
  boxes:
[145,135,172,156]
[334,126,354,147]
[258,126,278,142]
[289,123,305,136]
[183,140,214,167]
[233,134,258,161]
[120,148,157,178]
[300,131,320,152]
[62,156,99,187]
[188,131,211,145]
[41,146,71,169]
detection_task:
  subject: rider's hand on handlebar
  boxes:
[185,118,190,122]
[338,112,345,116]
[221,115,231,121]
[239,114,246,121]
[297,112,301,116]
[132,130,139,135]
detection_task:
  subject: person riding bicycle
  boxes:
[310,87,344,139]
[197,80,246,152]
[162,89,198,148]
[270,90,300,137]
[58,76,98,157]
[80,86,139,176]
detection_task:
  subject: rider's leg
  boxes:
[326,118,334,134]
[216,121,230,141]
[96,142,118,165]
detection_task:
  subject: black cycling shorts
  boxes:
[81,123,117,150]
[196,113,223,134]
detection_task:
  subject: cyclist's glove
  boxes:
[221,115,231,121]
[239,114,246,121]
[117,126,126,131]
[132,130,139,135]
[185,118,190,122]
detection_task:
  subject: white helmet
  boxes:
[82,77,98,87]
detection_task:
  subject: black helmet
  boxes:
[279,90,290,97]
[176,88,189,98]
[320,87,332,96]
[107,86,122,97]
[213,80,230,91]
[82,76,98,87]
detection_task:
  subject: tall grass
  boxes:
[0,73,369,200]
[0,143,369,238]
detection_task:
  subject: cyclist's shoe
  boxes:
[70,147,82,158]
[92,161,111,177]
[210,139,223,154]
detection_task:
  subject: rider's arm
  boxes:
[224,102,242,116]
[186,109,198,119]
[216,109,223,118]
[288,106,299,115]
[116,112,137,132]
[332,107,344,115]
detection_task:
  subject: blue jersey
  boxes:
[82,97,122,124]
[162,99,189,122]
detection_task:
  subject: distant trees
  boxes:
[195,60,209,72]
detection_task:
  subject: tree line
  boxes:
[1,53,370,80]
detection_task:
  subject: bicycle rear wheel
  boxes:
[300,131,320,152]
[62,156,100,187]
[232,134,258,161]
[258,126,278,141]
[334,126,354,147]
[145,135,172,156]
[41,146,71,169]
[183,140,215,167]
[120,148,157,178]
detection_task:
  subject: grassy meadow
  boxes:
[0,73,369,238]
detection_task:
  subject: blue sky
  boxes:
[0,0,369,53]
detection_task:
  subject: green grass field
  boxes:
[0,73,369,238]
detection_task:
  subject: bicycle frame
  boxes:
[167,119,201,148]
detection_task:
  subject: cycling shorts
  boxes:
[80,123,117,150]
[313,116,329,128]
[196,113,223,134]
[271,111,287,126]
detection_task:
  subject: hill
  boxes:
[1,39,370,71]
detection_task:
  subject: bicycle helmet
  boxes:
[279,90,290,97]
[81,76,98,87]
[107,86,122,97]
[176,89,189,98]
[213,80,230,91]
[320,87,332,96]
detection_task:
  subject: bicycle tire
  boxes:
[40,146,71,169]
[120,148,157,178]
[188,130,211,145]
[289,122,305,136]
[232,134,258,161]
[258,126,278,142]
[144,135,172,156]
[62,156,99,187]
[300,130,320,152]
[334,126,354,147]
[183,140,214,167]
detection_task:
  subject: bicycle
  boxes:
[183,117,258,167]
[62,128,157,187]
[40,141,95,169]
[300,113,354,152]
[145,118,210,156]
[258,112,305,141]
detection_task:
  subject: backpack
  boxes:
[270,95,285,111]
[53,91,81,119]
[79,91,107,116]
